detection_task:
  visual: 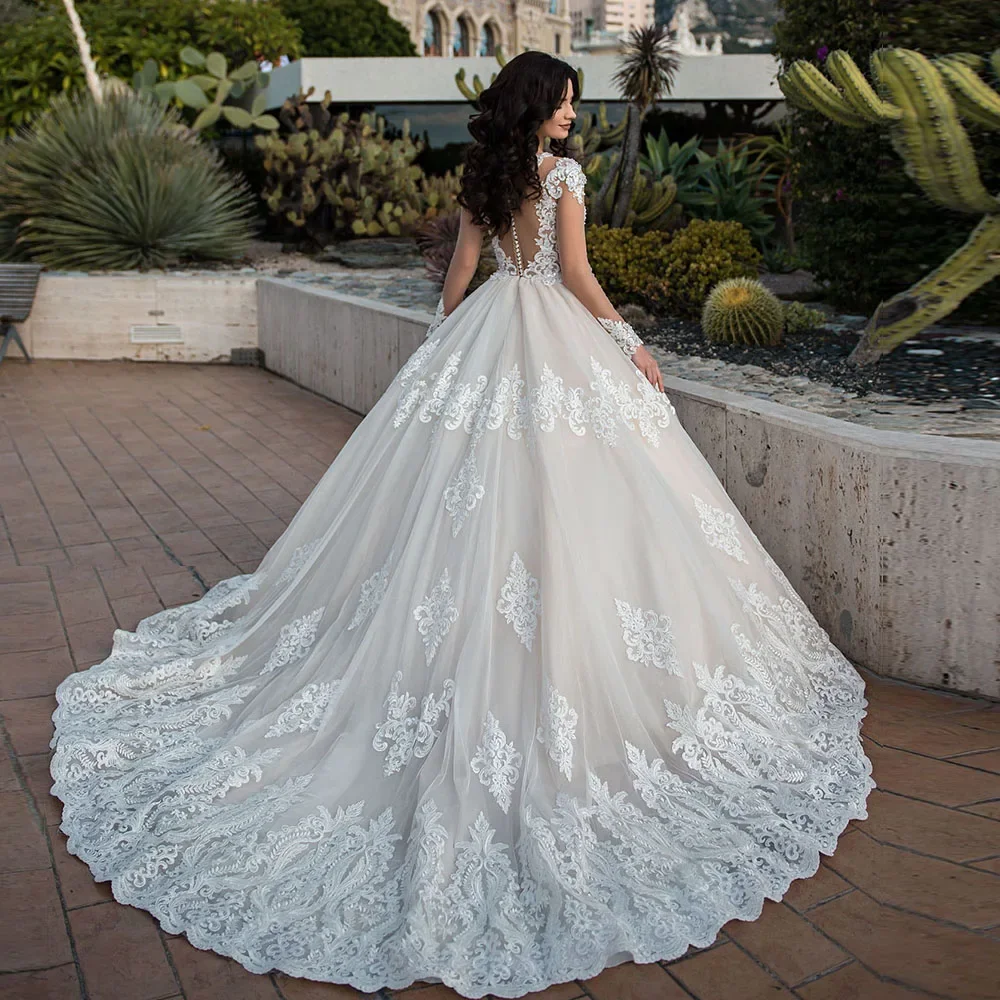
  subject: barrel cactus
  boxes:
[701,278,785,346]
[778,47,1000,364]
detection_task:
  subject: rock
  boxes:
[906,348,945,357]
[960,398,1000,410]
[317,238,423,269]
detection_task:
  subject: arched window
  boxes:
[453,16,472,57]
[479,22,496,57]
[549,0,558,13]
[423,10,444,56]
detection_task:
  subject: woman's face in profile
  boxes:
[538,79,577,142]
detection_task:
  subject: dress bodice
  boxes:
[490,151,587,286]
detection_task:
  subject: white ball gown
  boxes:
[50,152,874,999]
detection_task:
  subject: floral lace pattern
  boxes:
[443,449,486,537]
[496,552,541,651]
[536,683,578,780]
[692,495,750,564]
[261,608,324,674]
[598,317,643,358]
[348,553,393,630]
[265,682,338,738]
[413,567,459,666]
[276,540,322,586]
[470,711,523,813]
[615,598,682,675]
[372,671,456,775]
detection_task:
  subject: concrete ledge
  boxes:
[257,279,1000,698]
[16,273,257,362]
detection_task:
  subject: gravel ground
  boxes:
[643,315,1000,407]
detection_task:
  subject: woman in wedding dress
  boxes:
[50,51,873,999]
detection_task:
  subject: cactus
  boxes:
[256,94,460,243]
[778,47,1000,364]
[454,47,508,105]
[131,48,278,132]
[586,155,680,233]
[701,277,785,346]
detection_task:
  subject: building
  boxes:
[381,0,572,58]
[570,0,654,49]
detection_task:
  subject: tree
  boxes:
[278,0,418,58]
[606,25,680,229]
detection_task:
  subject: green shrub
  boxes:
[783,300,828,334]
[702,278,785,346]
[773,0,1000,323]
[648,219,763,319]
[0,0,302,135]
[277,0,417,57]
[585,226,675,303]
[0,90,255,270]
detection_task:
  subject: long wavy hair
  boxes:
[458,51,579,238]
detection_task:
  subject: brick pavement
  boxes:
[0,361,998,1000]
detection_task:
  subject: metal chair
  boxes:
[0,263,41,367]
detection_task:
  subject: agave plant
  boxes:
[0,90,255,269]
[732,121,798,252]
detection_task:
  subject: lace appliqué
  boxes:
[275,540,322,586]
[426,295,446,337]
[692,495,749,564]
[496,552,541,652]
[615,598,681,675]
[443,449,486,537]
[348,552,393,630]
[470,711,522,813]
[265,682,338,738]
[598,317,643,358]
[261,608,324,674]
[413,567,459,666]
[536,683,578,780]
[372,671,456,775]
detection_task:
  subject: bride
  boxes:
[50,51,873,1000]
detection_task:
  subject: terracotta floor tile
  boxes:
[0,611,64,655]
[159,529,218,558]
[0,580,56,615]
[1,695,57,755]
[21,753,61,826]
[63,542,122,568]
[57,519,109,546]
[864,716,1000,758]
[48,566,100,596]
[47,827,112,909]
[784,864,851,913]
[97,565,153,601]
[110,592,164,631]
[68,901,178,1000]
[808,889,998,1000]
[970,856,1000,874]
[492,981,586,999]
[952,749,1000,774]
[860,789,1000,862]
[186,552,241,586]
[0,869,74,970]
[57,586,112,627]
[276,971,383,998]
[795,961,929,1000]
[669,942,794,999]
[825,829,1000,928]
[165,936,279,1000]
[0,789,50,872]
[863,675,985,721]
[0,566,49,584]
[0,646,74,700]
[583,961,686,1000]
[150,571,204,607]
[962,800,1000,821]
[65,618,116,669]
[0,748,18,792]
[14,548,69,567]
[724,900,848,986]
[0,963,82,1000]
[957,708,1000,732]
[864,738,1000,806]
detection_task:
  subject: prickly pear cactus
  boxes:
[701,277,785,346]
[778,46,1000,364]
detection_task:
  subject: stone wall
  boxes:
[16,274,257,363]
[257,278,1000,698]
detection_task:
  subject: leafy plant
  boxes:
[277,0,417,57]
[596,25,680,228]
[783,301,828,334]
[0,0,301,135]
[585,225,676,303]
[732,121,799,251]
[0,89,255,269]
[701,277,785,346]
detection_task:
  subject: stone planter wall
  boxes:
[257,278,1000,698]
[16,273,257,363]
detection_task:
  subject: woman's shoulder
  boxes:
[540,155,586,201]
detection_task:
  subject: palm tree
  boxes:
[606,25,680,229]
[60,0,102,104]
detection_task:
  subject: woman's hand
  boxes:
[631,345,664,393]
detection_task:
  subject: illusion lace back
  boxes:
[50,152,873,999]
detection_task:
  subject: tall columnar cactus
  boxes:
[778,47,1000,365]
[454,47,508,105]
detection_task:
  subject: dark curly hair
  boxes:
[458,51,579,239]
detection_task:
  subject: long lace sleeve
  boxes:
[425,295,446,338]
[550,160,644,361]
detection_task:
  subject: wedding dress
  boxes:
[50,151,873,999]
